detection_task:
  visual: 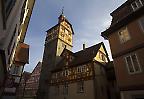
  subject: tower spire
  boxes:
[58,7,65,23]
[61,6,64,15]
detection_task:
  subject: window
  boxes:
[55,86,59,95]
[11,66,19,74]
[14,77,21,83]
[131,0,143,11]
[77,66,85,73]
[118,27,130,43]
[139,17,144,32]
[65,70,69,76]
[10,65,23,76]
[125,54,142,74]
[63,83,68,95]
[12,66,19,75]
[99,52,106,62]
[77,67,80,73]
[77,81,84,93]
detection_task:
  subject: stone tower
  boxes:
[37,13,74,99]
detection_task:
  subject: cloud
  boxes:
[24,0,126,72]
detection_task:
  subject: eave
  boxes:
[101,6,144,39]
[110,0,133,16]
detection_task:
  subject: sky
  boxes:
[24,0,126,72]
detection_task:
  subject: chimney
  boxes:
[83,43,86,50]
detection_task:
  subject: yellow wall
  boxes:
[94,45,108,63]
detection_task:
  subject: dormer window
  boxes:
[131,0,143,11]
[118,27,130,43]
[99,51,106,62]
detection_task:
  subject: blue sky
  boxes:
[24,0,126,72]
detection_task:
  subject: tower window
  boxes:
[131,0,143,11]
[118,27,130,43]
[125,54,142,74]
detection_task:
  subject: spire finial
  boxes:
[61,6,64,15]
[58,7,65,23]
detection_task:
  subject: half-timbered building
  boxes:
[24,62,42,99]
[48,43,119,99]
[37,12,119,99]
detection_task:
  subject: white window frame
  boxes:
[125,53,142,74]
[118,27,131,43]
[139,17,144,32]
[131,0,143,11]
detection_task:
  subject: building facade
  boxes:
[0,0,23,96]
[23,62,42,99]
[0,0,35,98]
[16,71,31,99]
[48,43,119,99]
[101,0,144,99]
[37,13,74,99]
[37,13,119,99]
[17,62,42,99]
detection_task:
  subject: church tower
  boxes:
[37,12,74,99]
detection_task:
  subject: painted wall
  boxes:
[114,48,144,90]
[121,90,144,99]
[108,15,144,56]
[49,80,95,99]
[93,62,108,99]
[108,14,144,90]
[94,45,108,63]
